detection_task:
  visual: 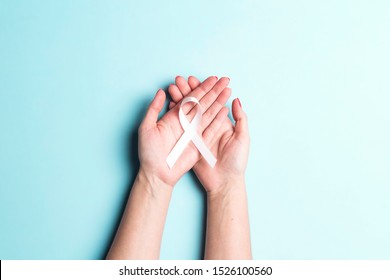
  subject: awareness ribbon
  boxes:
[166,97,217,169]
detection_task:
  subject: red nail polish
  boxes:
[237,98,242,108]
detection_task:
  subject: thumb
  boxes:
[142,89,166,129]
[232,98,249,138]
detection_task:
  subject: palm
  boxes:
[139,107,200,186]
[194,119,248,192]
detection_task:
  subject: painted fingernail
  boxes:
[237,98,242,108]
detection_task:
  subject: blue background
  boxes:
[1,0,390,259]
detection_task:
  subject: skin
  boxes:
[106,76,232,259]
[169,76,252,259]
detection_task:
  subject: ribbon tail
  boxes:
[166,129,195,169]
[191,134,217,168]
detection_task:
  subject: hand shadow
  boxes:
[100,94,148,259]
[101,89,207,260]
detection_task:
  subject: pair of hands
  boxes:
[138,76,249,195]
[106,76,251,260]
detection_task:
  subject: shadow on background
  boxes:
[101,87,207,259]
[100,94,148,259]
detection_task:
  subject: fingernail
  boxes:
[214,76,218,79]
[237,98,242,108]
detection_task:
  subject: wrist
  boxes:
[136,167,174,197]
[207,175,246,201]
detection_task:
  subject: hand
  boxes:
[138,76,231,188]
[168,76,250,195]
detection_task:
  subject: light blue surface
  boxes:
[1,0,390,259]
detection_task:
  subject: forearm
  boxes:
[106,168,172,259]
[205,177,252,259]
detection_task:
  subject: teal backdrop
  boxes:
[1,1,390,259]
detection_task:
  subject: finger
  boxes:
[196,77,230,113]
[175,76,191,95]
[169,101,175,110]
[203,107,229,144]
[141,89,166,129]
[186,77,230,120]
[188,76,201,91]
[232,98,249,138]
[181,76,218,114]
[168,84,183,103]
[200,87,231,130]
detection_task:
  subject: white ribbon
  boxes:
[166,97,217,169]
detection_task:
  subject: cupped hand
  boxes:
[168,76,250,194]
[138,76,231,188]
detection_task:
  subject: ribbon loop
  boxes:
[166,97,217,169]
